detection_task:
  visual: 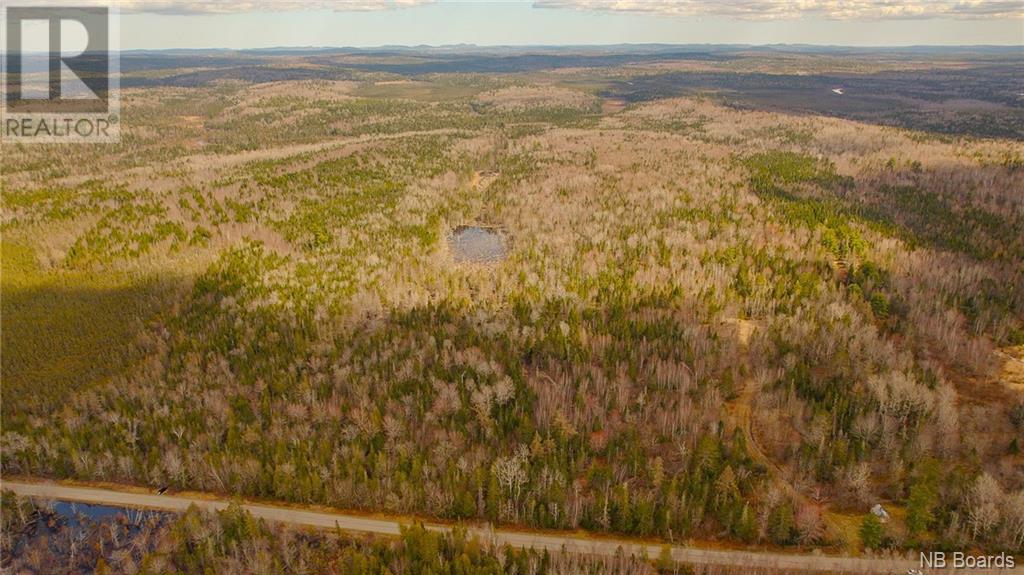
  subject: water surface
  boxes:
[449,226,506,263]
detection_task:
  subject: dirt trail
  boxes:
[726,318,810,505]
[997,346,1024,393]
[727,320,781,477]
[470,169,499,191]
[726,319,889,549]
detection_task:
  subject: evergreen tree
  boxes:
[859,514,884,550]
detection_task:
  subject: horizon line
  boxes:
[8,42,1022,55]
[119,42,1024,51]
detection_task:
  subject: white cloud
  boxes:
[6,0,433,15]
[533,0,1024,20]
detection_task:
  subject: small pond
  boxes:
[53,501,127,522]
[449,226,507,263]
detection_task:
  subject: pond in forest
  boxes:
[449,226,507,263]
[53,501,125,522]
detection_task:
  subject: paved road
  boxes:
[0,479,940,573]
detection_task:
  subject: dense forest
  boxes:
[2,49,1023,564]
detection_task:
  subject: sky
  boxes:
[7,0,1024,50]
